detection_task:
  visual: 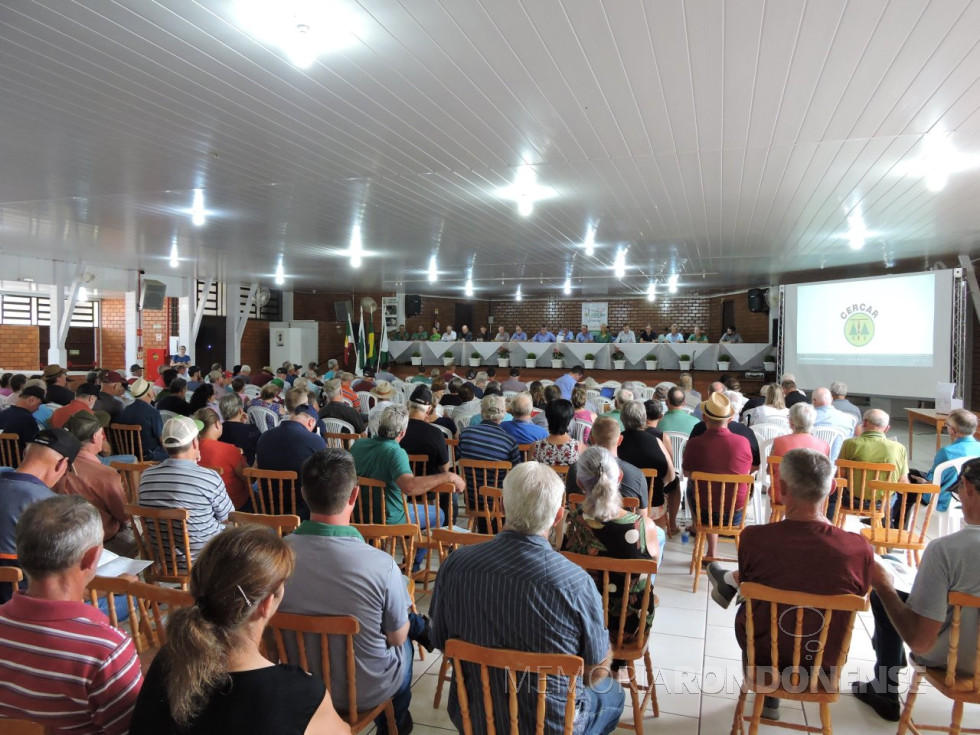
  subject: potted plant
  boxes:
[550,346,564,368]
[717,353,731,371]
[410,349,422,366]
[763,353,777,372]
[678,353,692,371]
[469,350,482,367]
[583,352,596,369]
[497,346,510,368]
[644,351,659,371]
[525,351,538,369]
[442,350,455,367]
[612,349,626,370]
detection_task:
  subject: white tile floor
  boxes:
[392,418,973,734]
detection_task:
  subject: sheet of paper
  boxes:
[97,548,153,578]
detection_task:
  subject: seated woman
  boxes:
[130,525,349,734]
[532,399,586,465]
[188,383,216,415]
[562,446,660,643]
[195,407,250,510]
[594,323,613,343]
[528,380,547,412]
[571,384,596,445]
[743,384,788,426]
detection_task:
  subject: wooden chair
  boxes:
[0,720,52,734]
[125,504,193,588]
[640,467,670,536]
[0,565,23,604]
[444,639,584,735]
[352,476,389,524]
[108,423,144,461]
[833,459,896,528]
[353,522,419,580]
[548,463,570,478]
[0,433,22,468]
[402,482,456,591]
[323,431,357,451]
[562,552,660,733]
[730,582,868,735]
[110,460,158,505]
[227,511,301,537]
[479,486,506,535]
[445,437,459,471]
[268,612,397,734]
[407,453,429,476]
[861,481,940,566]
[566,493,639,514]
[517,443,535,463]
[897,591,980,735]
[767,456,840,524]
[688,472,755,592]
[243,467,299,516]
[86,575,192,655]
[458,459,511,531]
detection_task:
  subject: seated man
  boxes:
[399,385,451,476]
[317,378,365,433]
[0,384,45,451]
[501,392,548,444]
[57,412,138,557]
[812,387,856,460]
[256,400,328,516]
[565,417,649,516]
[42,363,75,406]
[154,377,192,416]
[0,495,143,733]
[829,381,863,425]
[51,382,103,429]
[138,416,232,562]
[350,404,465,570]
[618,400,676,522]
[600,388,634,429]
[458,395,523,524]
[853,457,980,722]
[216,392,261,465]
[706,448,873,721]
[281,449,430,735]
[658,387,699,436]
[117,377,167,461]
[500,367,527,393]
[429,462,624,735]
[909,408,980,515]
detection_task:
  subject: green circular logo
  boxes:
[844,313,874,347]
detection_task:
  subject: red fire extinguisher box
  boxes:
[146,348,167,382]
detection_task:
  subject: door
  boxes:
[722,300,735,333]
[455,303,474,333]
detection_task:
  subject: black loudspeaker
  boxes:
[140,279,167,311]
[334,300,352,323]
[406,294,422,316]
[747,288,768,313]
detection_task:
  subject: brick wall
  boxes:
[241,320,270,370]
[711,294,771,343]
[99,298,126,370]
[139,300,171,352]
[0,326,41,371]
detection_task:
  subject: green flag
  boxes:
[366,308,376,367]
[378,325,390,369]
[356,305,367,376]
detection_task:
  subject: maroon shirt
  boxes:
[683,426,753,510]
[735,520,873,672]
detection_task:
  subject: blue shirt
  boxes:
[555,373,578,400]
[814,406,855,461]
[926,436,980,511]
[575,331,594,343]
[0,406,39,450]
[429,531,609,735]
[500,419,548,444]
[530,331,556,343]
[511,331,527,342]
[118,399,164,457]
[0,472,54,556]
[256,420,327,499]
[664,332,685,343]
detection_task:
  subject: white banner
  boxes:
[581,302,608,330]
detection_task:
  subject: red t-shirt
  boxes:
[769,434,831,504]
[199,438,248,509]
[683,426,754,510]
[736,520,872,672]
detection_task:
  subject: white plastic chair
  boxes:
[247,405,281,433]
[812,425,848,447]
[356,391,376,412]
[753,436,778,524]
[158,410,178,424]
[654,381,676,394]
[570,419,592,444]
[321,418,356,435]
[751,422,791,444]
[933,456,972,536]
[664,431,689,519]
[242,384,260,399]
[454,411,479,434]
[433,423,454,440]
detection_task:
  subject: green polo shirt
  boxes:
[293,520,363,540]
[839,430,909,499]
[658,408,700,436]
[349,436,412,524]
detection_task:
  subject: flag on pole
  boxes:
[378,324,390,369]
[366,309,376,368]
[344,311,357,370]
[356,305,367,376]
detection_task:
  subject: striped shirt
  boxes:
[0,593,142,734]
[429,532,608,735]
[137,458,232,561]
[457,422,521,509]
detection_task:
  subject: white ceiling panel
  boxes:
[0,0,977,299]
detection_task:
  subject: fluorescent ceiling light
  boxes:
[584,224,596,256]
[515,285,522,301]
[190,189,206,227]
[275,258,285,285]
[893,130,980,193]
[563,277,571,295]
[427,255,438,283]
[494,165,557,217]
[667,273,679,294]
[464,277,474,297]
[349,223,363,268]
[77,286,89,303]
[613,248,627,279]
[846,213,867,250]
[234,0,362,69]
[647,282,656,302]
[169,237,179,268]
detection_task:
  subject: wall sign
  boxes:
[581,302,608,330]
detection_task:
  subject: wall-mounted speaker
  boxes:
[139,279,167,311]
[747,288,768,313]
[406,294,422,316]
[334,300,352,323]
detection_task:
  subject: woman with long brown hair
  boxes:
[130,526,349,734]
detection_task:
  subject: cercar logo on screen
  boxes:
[841,303,876,347]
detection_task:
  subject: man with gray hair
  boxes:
[500,391,548,444]
[829,381,862,424]
[351,404,466,570]
[812,386,857,460]
[0,495,144,732]
[429,462,624,735]
[216,392,261,464]
[905,407,980,525]
[706,448,874,721]
[599,388,633,429]
[317,378,366,434]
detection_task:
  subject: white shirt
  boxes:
[441,330,458,341]
[615,330,636,343]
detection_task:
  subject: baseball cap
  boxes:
[130,377,153,399]
[64,411,105,443]
[20,385,45,401]
[30,428,81,465]
[161,416,205,448]
[410,384,433,405]
[129,363,143,372]
[76,382,101,397]
[99,370,125,384]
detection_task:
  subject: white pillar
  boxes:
[223,283,241,368]
[178,277,194,359]
[281,291,294,321]
[125,271,140,370]
[48,267,67,366]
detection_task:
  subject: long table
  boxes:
[389,340,773,370]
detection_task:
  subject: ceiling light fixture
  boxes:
[464,276,474,297]
[494,165,557,217]
[427,255,438,283]
[275,257,285,286]
[647,282,656,302]
[614,248,627,279]
[668,273,679,294]
[190,189,206,227]
[515,284,522,301]
[563,277,572,295]
[77,286,89,303]
[892,129,980,193]
[847,213,868,250]
[349,223,363,268]
[584,223,596,256]
[169,236,179,268]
